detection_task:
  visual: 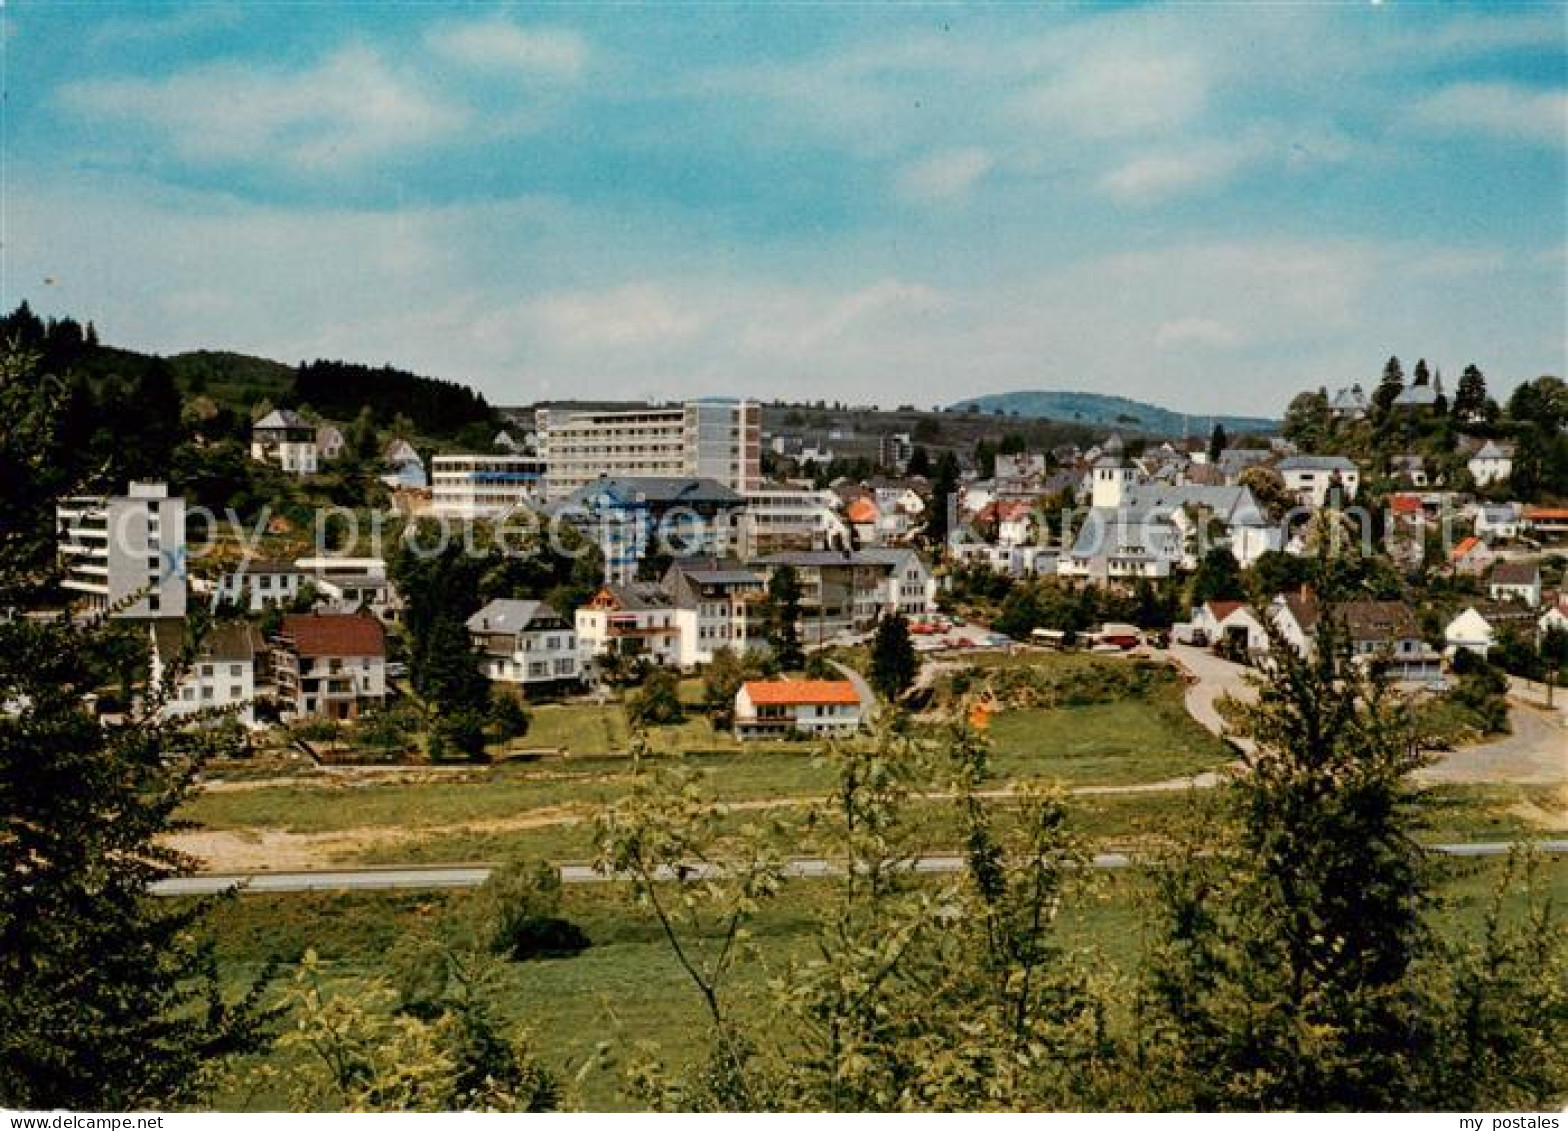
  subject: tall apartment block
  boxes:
[429,453,546,518]
[535,400,761,500]
[56,480,187,618]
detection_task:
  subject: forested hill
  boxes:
[0,302,496,439]
[951,390,1278,437]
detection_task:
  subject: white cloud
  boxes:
[58,46,467,173]
[1016,47,1208,139]
[896,148,994,204]
[528,285,705,351]
[1407,82,1567,147]
[1100,138,1259,202]
[425,19,587,80]
[1155,318,1242,349]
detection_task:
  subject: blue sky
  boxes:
[3,2,1564,414]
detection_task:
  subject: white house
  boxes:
[466,599,580,692]
[1189,600,1269,657]
[1471,503,1524,542]
[1443,607,1497,658]
[213,559,307,612]
[149,620,262,728]
[251,409,319,475]
[734,679,865,740]
[1449,537,1496,577]
[271,613,387,720]
[1467,441,1514,488]
[1278,455,1360,506]
[1538,596,1568,640]
[663,559,770,667]
[316,425,346,462]
[1488,561,1543,608]
[575,583,683,669]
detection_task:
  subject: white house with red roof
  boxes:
[271,613,386,719]
[734,679,865,740]
[1450,536,1496,576]
[1188,600,1269,656]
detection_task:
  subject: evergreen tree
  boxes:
[906,445,932,478]
[1189,547,1245,606]
[0,616,271,1107]
[766,565,806,670]
[1411,358,1431,386]
[1207,423,1228,462]
[1374,356,1405,417]
[869,612,918,701]
[1453,364,1489,422]
[926,451,961,545]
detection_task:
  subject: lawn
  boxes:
[984,697,1231,786]
[203,851,1568,1110]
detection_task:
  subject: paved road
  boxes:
[1167,643,1565,785]
[151,841,1568,896]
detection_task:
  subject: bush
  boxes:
[627,667,684,727]
[480,860,591,962]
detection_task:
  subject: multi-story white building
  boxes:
[148,620,261,727]
[251,409,319,475]
[56,480,186,618]
[575,582,683,669]
[430,454,546,518]
[466,599,580,692]
[536,400,761,499]
[752,549,936,643]
[663,559,770,666]
[1467,440,1514,487]
[736,486,849,555]
[271,613,386,720]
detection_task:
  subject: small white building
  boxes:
[1277,455,1360,507]
[1443,607,1497,658]
[466,599,580,692]
[430,454,546,519]
[1188,600,1269,656]
[149,620,262,727]
[316,425,346,462]
[213,559,307,612]
[734,679,865,740]
[1488,561,1543,608]
[1471,503,1524,542]
[251,409,319,475]
[1467,440,1514,488]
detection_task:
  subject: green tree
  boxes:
[1452,364,1488,422]
[1189,547,1246,606]
[1373,355,1405,417]
[702,646,769,727]
[1207,423,1228,462]
[926,451,960,545]
[0,616,271,1108]
[869,611,918,701]
[766,565,806,670]
[627,666,685,728]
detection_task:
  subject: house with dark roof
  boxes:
[751,549,936,643]
[1278,455,1360,506]
[1489,561,1543,608]
[551,476,746,584]
[467,599,579,692]
[213,559,308,613]
[271,613,386,719]
[574,582,682,669]
[251,409,318,475]
[149,620,263,727]
[1269,593,1441,682]
[663,557,770,666]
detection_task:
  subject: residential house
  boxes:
[1188,600,1269,657]
[251,409,319,475]
[1392,381,1440,414]
[1270,593,1441,682]
[736,485,849,555]
[1489,561,1543,608]
[663,558,769,666]
[1444,602,1537,659]
[1278,455,1360,506]
[878,432,913,472]
[1471,502,1524,542]
[213,559,307,612]
[1522,507,1568,540]
[1467,441,1514,487]
[316,425,346,462]
[381,439,427,490]
[752,549,936,643]
[272,613,386,720]
[1449,536,1496,577]
[466,599,580,693]
[734,679,865,740]
[1538,595,1568,640]
[1329,385,1369,419]
[1058,511,1183,583]
[149,620,262,727]
[574,582,682,670]
[1389,454,1429,487]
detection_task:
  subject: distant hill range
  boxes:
[949,391,1278,438]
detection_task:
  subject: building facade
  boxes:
[56,480,186,618]
[272,613,387,720]
[536,400,761,499]
[466,599,580,692]
[430,454,546,519]
[251,409,319,475]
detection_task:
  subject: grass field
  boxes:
[204,851,1568,1110]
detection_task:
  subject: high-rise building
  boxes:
[56,480,186,618]
[535,400,760,499]
[429,454,546,518]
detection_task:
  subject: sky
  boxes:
[3,1,1565,415]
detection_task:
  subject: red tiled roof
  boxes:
[1451,536,1483,560]
[742,679,861,707]
[846,498,879,524]
[1390,494,1422,515]
[1524,507,1568,520]
[280,614,385,658]
[1206,600,1247,622]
